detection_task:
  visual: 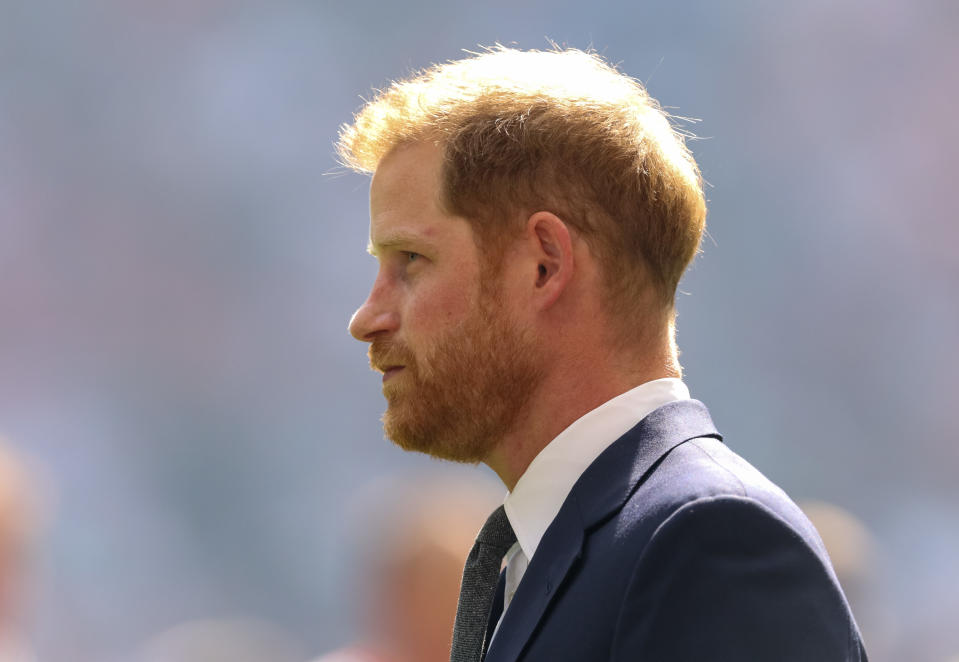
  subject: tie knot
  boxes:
[475,504,517,555]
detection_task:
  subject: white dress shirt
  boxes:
[495,377,691,630]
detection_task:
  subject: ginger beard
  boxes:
[369,288,544,464]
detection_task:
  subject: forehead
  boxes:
[368,142,466,249]
[370,141,444,215]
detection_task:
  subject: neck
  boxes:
[483,348,680,490]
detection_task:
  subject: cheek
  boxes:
[407,278,476,329]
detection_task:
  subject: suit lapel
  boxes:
[484,498,584,662]
[483,400,721,662]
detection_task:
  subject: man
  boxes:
[0,440,39,662]
[339,47,867,662]
[313,476,498,662]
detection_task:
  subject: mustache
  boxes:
[368,339,415,373]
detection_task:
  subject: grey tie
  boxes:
[450,505,517,662]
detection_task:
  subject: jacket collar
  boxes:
[484,399,721,662]
[504,378,690,564]
[572,398,721,529]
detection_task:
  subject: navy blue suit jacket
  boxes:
[483,400,867,661]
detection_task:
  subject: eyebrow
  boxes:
[367,232,437,258]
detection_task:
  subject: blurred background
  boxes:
[1,0,957,660]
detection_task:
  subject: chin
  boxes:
[382,409,494,465]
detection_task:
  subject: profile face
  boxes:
[348,142,543,463]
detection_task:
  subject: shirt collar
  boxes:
[502,377,690,562]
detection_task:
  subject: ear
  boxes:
[526,211,574,310]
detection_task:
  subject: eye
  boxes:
[405,251,421,263]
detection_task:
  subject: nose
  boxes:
[349,280,400,342]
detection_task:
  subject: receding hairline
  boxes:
[366,141,481,261]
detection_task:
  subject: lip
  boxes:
[382,366,405,381]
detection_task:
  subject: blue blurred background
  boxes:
[1,0,957,660]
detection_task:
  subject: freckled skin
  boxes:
[350,142,544,462]
[362,142,483,348]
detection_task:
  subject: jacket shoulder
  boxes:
[615,436,827,558]
[609,492,864,661]
[597,438,865,660]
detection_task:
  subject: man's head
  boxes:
[338,46,706,335]
[342,47,706,465]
